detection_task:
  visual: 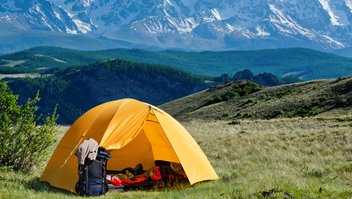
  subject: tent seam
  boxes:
[148,108,183,165]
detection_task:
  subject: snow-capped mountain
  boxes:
[1,0,352,51]
[0,0,80,33]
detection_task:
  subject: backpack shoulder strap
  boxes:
[102,159,108,193]
[85,164,89,195]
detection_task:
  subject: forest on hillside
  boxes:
[5,59,209,124]
[1,47,352,80]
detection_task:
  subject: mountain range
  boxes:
[1,47,352,80]
[1,0,352,53]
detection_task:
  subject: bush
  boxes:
[222,91,240,101]
[334,96,346,107]
[205,95,223,105]
[346,96,352,106]
[0,82,57,172]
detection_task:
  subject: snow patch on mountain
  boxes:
[318,0,343,26]
[72,19,91,33]
[226,24,235,32]
[210,8,221,20]
[30,4,55,31]
[164,0,174,7]
[268,4,314,37]
[82,0,94,7]
[0,15,13,23]
[256,25,270,37]
[321,35,345,48]
[346,0,352,11]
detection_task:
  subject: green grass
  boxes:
[161,77,352,121]
[187,118,352,198]
[1,117,352,198]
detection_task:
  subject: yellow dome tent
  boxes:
[40,98,218,192]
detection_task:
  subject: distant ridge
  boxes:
[1,47,352,80]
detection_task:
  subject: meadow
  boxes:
[0,116,351,198]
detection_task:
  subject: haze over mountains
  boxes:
[1,0,352,53]
[1,47,352,80]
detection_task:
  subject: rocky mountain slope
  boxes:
[1,0,352,52]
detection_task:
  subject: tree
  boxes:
[0,82,57,172]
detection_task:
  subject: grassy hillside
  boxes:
[1,118,351,198]
[1,47,352,80]
[5,59,209,124]
[160,77,352,121]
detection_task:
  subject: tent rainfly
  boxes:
[40,98,218,192]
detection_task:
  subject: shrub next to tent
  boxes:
[0,82,57,172]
